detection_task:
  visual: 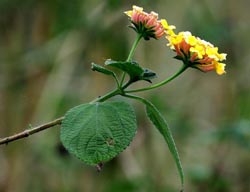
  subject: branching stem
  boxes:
[0,35,187,146]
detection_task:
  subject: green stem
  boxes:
[120,34,143,87]
[112,74,120,89]
[122,93,148,105]
[126,34,143,62]
[125,64,188,93]
[90,88,120,103]
[121,79,133,90]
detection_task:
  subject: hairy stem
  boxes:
[0,117,64,145]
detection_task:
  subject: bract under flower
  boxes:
[166,31,227,75]
[125,5,175,40]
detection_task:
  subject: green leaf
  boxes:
[145,101,184,188]
[105,59,156,83]
[60,101,137,165]
[91,63,115,76]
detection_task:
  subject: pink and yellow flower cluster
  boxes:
[165,31,227,75]
[125,5,227,75]
[125,5,175,40]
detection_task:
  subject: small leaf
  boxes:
[60,101,137,165]
[105,59,143,81]
[91,63,115,76]
[105,59,157,83]
[145,101,184,188]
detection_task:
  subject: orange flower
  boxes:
[166,31,227,75]
[125,5,173,40]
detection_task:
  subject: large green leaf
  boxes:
[60,101,137,165]
[105,59,156,83]
[145,101,184,188]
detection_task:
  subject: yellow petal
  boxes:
[218,53,227,61]
[161,19,176,30]
[161,19,169,28]
[124,10,133,17]
[187,35,197,46]
[215,62,226,75]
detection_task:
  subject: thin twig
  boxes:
[0,117,64,145]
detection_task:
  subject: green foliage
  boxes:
[145,100,184,187]
[60,101,137,165]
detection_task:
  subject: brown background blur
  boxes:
[0,0,250,191]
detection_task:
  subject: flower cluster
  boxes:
[166,31,227,75]
[124,5,174,40]
[125,5,227,75]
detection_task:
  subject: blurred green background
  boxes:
[0,0,250,191]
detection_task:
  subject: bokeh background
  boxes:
[0,0,250,191]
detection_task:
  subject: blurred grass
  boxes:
[0,0,250,191]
